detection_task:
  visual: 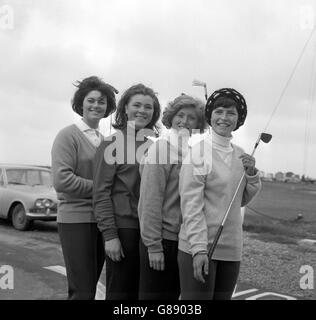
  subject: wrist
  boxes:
[192,250,208,258]
[246,167,255,176]
[246,168,259,177]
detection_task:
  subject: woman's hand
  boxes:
[105,238,125,262]
[239,153,256,176]
[148,252,165,271]
[193,253,209,283]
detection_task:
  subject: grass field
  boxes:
[243,181,316,243]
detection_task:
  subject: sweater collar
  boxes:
[212,129,233,151]
[75,118,100,133]
[122,123,156,140]
[160,128,190,158]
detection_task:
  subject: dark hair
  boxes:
[72,76,118,118]
[205,88,247,131]
[112,83,161,132]
[162,94,207,132]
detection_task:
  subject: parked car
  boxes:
[0,164,58,230]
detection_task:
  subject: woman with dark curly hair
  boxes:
[138,94,206,300]
[93,83,161,300]
[51,76,118,299]
[178,88,261,300]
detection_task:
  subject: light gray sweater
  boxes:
[138,133,190,253]
[179,136,261,261]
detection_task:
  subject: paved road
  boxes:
[0,219,67,299]
[0,219,300,300]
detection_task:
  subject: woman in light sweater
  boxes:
[138,94,206,299]
[93,84,161,300]
[178,88,261,300]
[51,76,118,299]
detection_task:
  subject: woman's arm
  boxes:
[242,171,262,206]
[179,147,209,257]
[51,128,92,198]
[93,140,125,261]
[93,141,118,241]
[239,152,262,206]
[139,164,168,252]
[180,147,211,283]
[138,141,169,270]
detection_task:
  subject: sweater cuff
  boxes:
[147,241,163,253]
[102,229,118,242]
[245,170,260,183]
[190,243,208,257]
[192,250,208,258]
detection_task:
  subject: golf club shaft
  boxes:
[208,136,260,259]
[207,172,245,259]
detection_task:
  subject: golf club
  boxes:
[192,79,208,101]
[207,132,272,259]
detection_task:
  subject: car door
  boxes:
[0,168,15,219]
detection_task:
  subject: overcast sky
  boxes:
[1,0,316,177]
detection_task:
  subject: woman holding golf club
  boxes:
[178,88,261,300]
[93,84,161,300]
[138,94,206,300]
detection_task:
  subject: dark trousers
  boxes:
[58,223,105,300]
[178,250,240,300]
[139,239,180,300]
[105,228,140,300]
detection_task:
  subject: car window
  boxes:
[6,169,52,187]
[6,169,27,185]
[27,170,41,186]
[41,170,53,187]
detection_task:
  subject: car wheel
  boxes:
[12,204,31,231]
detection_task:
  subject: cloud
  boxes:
[1,0,316,177]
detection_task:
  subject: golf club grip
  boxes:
[208,225,224,259]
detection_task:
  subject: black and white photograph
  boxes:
[0,0,316,307]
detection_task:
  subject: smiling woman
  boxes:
[137,94,206,300]
[93,83,161,300]
[82,90,108,128]
[178,88,261,300]
[125,94,155,130]
[210,104,238,137]
[112,83,161,134]
[51,76,118,300]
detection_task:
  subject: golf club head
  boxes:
[192,80,206,87]
[260,133,272,143]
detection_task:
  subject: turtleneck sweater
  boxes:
[211,129,233,167]
[178,131,262,261]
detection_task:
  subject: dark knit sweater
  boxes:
[93,127,153,241]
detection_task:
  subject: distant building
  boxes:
[285,172,294,179]
[305,176,315,184]
[301,175,315,183]
[275,171,285,182]
[266,173,274,181]
[291,174,301,183]
[284,172,301,183]
[262,172,274,181]
[259,171,265,178]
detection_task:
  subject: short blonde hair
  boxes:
[161,94,207,131]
